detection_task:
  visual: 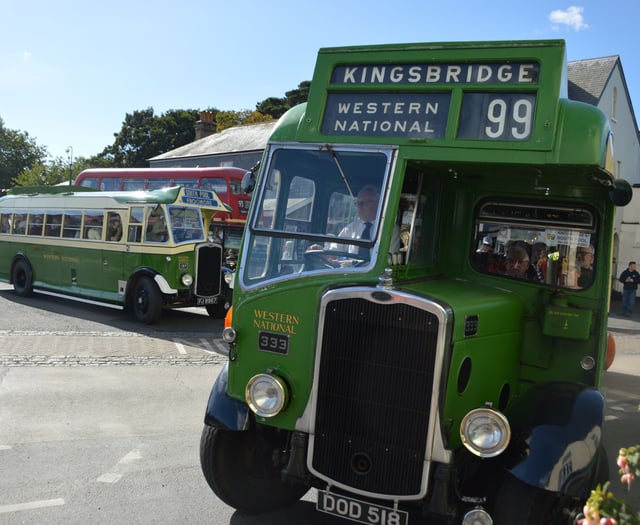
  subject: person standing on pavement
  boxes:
[619,261,640,317]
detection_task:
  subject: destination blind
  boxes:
[322,61,540,141]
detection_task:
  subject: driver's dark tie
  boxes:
[359,222,372,257]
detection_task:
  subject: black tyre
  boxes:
[132,276,162,324]
[205,301,230,319]
[493,473,559,524]
[12,258,34,297]
[199,425,309,514]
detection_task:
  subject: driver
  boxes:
[328,185,379,255]
[309,185,400,259]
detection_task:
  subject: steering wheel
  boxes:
[304,249,367,269]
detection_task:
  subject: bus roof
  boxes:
[1,186,231,213]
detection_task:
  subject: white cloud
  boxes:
[549,6,589,31]
[23,50,32,61]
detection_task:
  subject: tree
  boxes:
[0,117,47,190]
[256,81,311,119]
[95,108,206,168]
[215,110,272,133]
[285,81,311,107]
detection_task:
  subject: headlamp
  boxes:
[460,407,510,458]
[245,373,288,417]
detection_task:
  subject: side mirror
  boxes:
[609,179,632,207]
[241,170,256,194]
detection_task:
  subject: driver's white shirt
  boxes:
[327,219,371,254]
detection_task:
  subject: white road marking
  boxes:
[0,445,12,450]
[172,336,228,356]
[96,473,123,483]
[96,447,144,484]
[117,449,142,464]
[0,498,65,514]
[605,415,619,421]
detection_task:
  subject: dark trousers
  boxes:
[622,288,637,316]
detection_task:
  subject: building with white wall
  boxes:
[569,56,640,292]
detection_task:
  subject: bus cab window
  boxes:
[145,206,168,242]
[128,207,144,243]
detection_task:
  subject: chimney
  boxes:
[195,110,217,140]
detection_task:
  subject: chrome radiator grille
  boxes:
[311,296,439,496]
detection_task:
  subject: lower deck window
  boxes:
[472,201,597,290]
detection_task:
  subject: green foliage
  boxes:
[95,108,204,167]
[256,81,310,118]
[0,117,47,190]
[215,110,272,133]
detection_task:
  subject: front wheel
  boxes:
[206,301,230,319]
[131,276,162,324]
[12,258,34,297]
[200,425,309,514]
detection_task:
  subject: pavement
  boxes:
[607,298,640,374]
[608,298,640,335]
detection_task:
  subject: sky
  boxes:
[1,1,639,162]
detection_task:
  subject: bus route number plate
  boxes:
[317,491,408,525]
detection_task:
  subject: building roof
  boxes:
[149,120,277,162]
[568,55,619,105]
[568,54,639,142]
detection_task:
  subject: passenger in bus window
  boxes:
[532,242,548,282]
[504,244,538,281]
[576,245,595,288]
[108,213,123,241]
[85,219,102,240]
[146,206,168,242]
[476,236,493,253]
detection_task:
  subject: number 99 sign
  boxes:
[458,92,536,141]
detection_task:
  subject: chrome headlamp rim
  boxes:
[460,407,511,458]
[181,273,194,287]
[245,373,288,418]
[222,326,236,343]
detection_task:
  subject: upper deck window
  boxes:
[472,201,597,289]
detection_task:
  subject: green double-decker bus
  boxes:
[0,186,232,323]
[200,40,632,524]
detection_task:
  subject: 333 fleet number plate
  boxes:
[317,491,408,525]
